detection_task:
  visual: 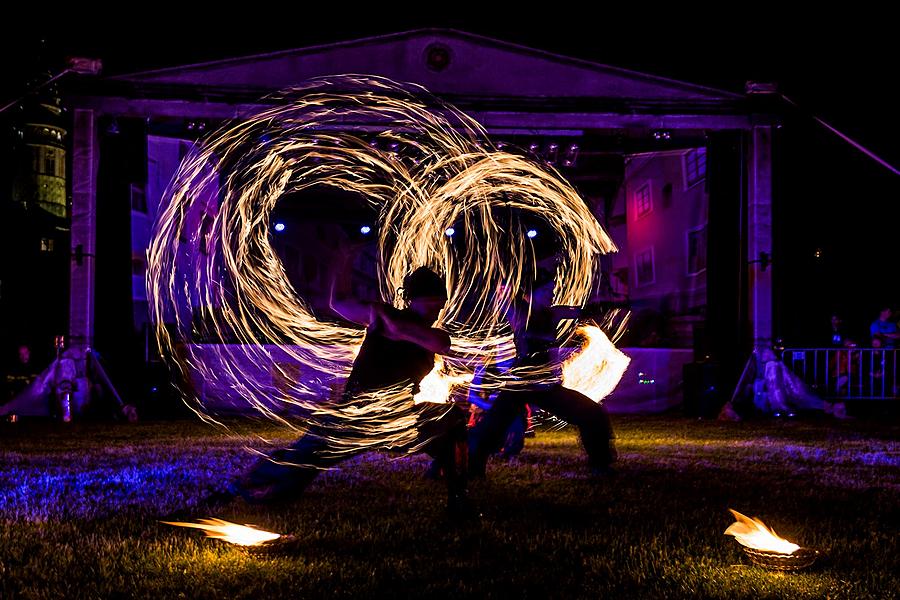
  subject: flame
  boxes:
[162,517,281,546]
[724,509,800,554]
[413,357,474,404]
[561,325,630,402]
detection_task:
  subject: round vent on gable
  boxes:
[424,43,452,72]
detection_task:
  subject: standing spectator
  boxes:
[827,314,857,397]
[870,306,900,349]
[6,344,37,399]
[828,314,856,348]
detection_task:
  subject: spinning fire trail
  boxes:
[147,75,629,461]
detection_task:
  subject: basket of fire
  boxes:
[725,509,820,571]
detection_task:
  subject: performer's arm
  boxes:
[378,305,452,354]
[549,301,628,323]
[329,296,377,327]
[550,305,583,322]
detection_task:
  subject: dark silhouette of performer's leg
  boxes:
[533,386,615,470]
[236,403,470,509]
[417,403,470,510]
[469,385,614,476]
[236,426,343,502]
[468,390,528,476]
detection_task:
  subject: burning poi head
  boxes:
[147,75,628,459]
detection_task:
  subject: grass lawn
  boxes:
[1,415,897,599]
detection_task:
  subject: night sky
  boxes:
[2,11,897,343]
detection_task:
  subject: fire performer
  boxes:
[468,267,617,477]
[219,258,472,516]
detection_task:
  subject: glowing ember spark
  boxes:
[162,517,281,546]
[562,324,630,403]
[724,509,800,554]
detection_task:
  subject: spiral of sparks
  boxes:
[147,75,628,459]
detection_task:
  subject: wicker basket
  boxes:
[741,546,819,571]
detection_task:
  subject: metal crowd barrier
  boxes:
[783,347,899,400]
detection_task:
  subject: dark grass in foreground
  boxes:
[1,416,898,599]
